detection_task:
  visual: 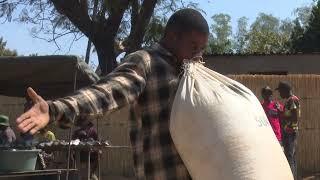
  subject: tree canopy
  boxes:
[291,1,320,52]
[0,37,17,56]
[0,0,198,74]
[1,0,319,67]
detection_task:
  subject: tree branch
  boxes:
[102,0,130,38]
[126,0,158,53]
[139,0,158,31]
[130,0,139,32]
[50,0,94,39]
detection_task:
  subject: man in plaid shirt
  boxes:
[16,8,209,179]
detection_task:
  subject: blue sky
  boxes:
[199,0,313,26]
[0,0,314,67]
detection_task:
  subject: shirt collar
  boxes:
[150,43,182,69]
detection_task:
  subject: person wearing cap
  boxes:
[0,115,16,145]
[261,86,283,145]
[275,81,300,179]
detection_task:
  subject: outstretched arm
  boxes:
[17,51,151,134]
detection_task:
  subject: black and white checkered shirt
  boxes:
[49,44,191,180]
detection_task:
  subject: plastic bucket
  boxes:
[0,149,41,172]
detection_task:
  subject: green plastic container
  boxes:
[0,149,41,172]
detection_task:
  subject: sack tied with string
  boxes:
[170,59,293,180]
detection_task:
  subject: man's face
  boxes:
[172,31,208,61]
[278,88,287,99]
[262,92,272,101]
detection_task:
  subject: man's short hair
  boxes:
[164,8,209,35]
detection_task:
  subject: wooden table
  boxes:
[38,143,129,180]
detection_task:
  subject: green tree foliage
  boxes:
[0,37,17,56]
[206,12,297,54]
[293,6,313,28]
[246,13,292,54]
[207,13,232,54]
[291,1,320,52]
[143,16,166,47]
[233,16,249,53]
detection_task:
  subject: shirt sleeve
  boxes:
[289,99,299,110]
[48,50,151,128]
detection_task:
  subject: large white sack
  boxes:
[170,61,293,180]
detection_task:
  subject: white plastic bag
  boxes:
[170,60,293,180]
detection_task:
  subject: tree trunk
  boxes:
[126,0,158,53]
[85,0,99,64]
[51,0,129,76]
[94,39,117,76]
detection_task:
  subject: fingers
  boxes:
[22,121,37,134]
[17,117,32,129]
[30,126,41,135]
[17,118,35,133]
[27,87,40,103]
[16,116,42,134]
[16,111,32,124]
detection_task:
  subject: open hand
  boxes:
[16,87,50,134]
